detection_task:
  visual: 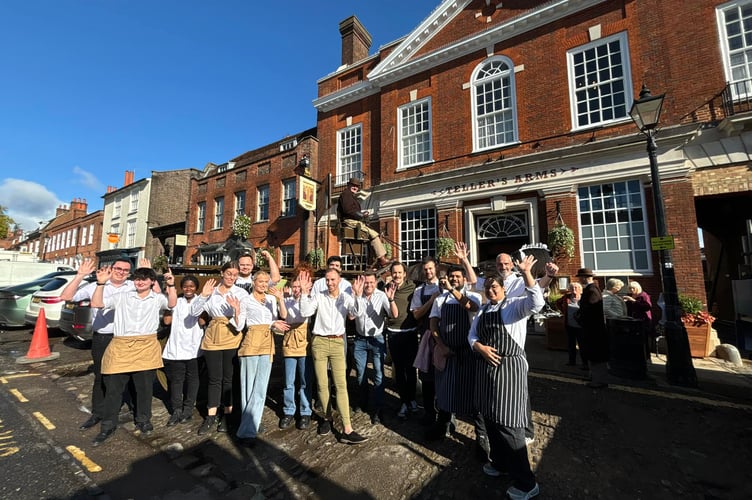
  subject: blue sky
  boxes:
[0,1,439,233]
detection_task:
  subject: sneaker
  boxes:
[297,415,311,430]
[197,415,216,436]
[179,412,193,424]
[506,483,539,499]
[216,414,229,432]
[409,400,420,414]
[483,462,502,477]
[136,422,154,435]
[166,411,181,427]
[279,415,294,430]
[317,419,332,436]
[340,430,369,444]
[370,412,382,425]
[397,404,408,419]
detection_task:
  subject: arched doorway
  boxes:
[476,212,530,261]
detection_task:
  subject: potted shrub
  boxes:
[306,247,324,269]
[678,294,716,358]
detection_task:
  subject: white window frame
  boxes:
[577,179,652,274]
[398,97,433,169]
[126,220,136,248]
[129,191,139,213]
[567,31,633,130]
[336,124,362,186]
[88,224,94,244]
[113,197,121,218]
[399,208,437,266]
[81,226,87,246]
[717,1,752,98]
[282,178,296,217]
[472,56,518,152]
[280,245,295,268]
[110,223,120,249]
[196,202,206,233]
[257,185,270,221]
[213,197,224,230]
[234,191,246,217]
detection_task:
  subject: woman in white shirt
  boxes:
[162,275,206,427]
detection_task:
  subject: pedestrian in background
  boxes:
[602,278,628,319]
[556,282,585,369]
[576,268,609,388]
[190,261,249,435]
[162,275,206,426]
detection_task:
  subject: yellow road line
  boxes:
[32,412,55,430]
[8,389,28,403]
[0,373,39,384]
[66,445,102,473]
[531,371,752,411]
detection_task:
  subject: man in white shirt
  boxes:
[351,271,397,424]
[234,251,281,293]
[312,255,352,295]
[299,269,368,444]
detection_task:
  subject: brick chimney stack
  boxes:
[124,170,135,186]
[55,204,68,217]
[339,16,372,66]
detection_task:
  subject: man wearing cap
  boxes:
[576,268,609,388]
[336,177,390,269]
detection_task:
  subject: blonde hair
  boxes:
[606,278,624,290]
[628,281,642,294]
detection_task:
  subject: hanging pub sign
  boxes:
[298,175,318,212]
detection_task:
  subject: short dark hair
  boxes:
[132,267,157,281]
[327,255,343,266]
[447,265,465,277]
[389,261,405,273]
[221,260,240,273]
[363,271,378,280]
[422,256,437,267]
[113,257,132,270]
[180,275,199,288]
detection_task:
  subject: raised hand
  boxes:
[384,281,396,301]
[271,320,290,333]
[78,258,97,277]
[268,286,283,300]
[351,275,365,297]
[298,271,312,294]
[515,254,538,275]
[138,257,151,269]
[545,261,559,276]
[96,266,112,284]
[226,294,241,315]
[163,268,175,286]
[453,241,469,260]
[202,278,217,297]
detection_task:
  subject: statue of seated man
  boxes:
[336,177,390,269]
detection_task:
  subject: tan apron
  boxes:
[238,324,275,360]
[201,317,242,351]
[282,322,309,357]
[102,334,163,374]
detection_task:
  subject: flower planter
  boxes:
[544,316,568,351]
[683,322,714,358]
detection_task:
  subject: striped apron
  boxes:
[435,301,474,415]
[474,304,529,428]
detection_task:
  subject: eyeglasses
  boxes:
[112,267,130,273]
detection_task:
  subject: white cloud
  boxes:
[72,165,105,192]
[0,178,62,232]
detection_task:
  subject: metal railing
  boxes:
[721,78,752,116]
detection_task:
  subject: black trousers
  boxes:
[566,325,587,365]
[90,332,113,418]
[164,358,200,415]
[204,349,236,410]
[487,420,537,492]
[387,330,419,404]
[101,370,155,431]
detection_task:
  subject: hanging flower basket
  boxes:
[306,247,324,269]
[436,237,455,259]
[547,223,574,260]
[232,214,252,239]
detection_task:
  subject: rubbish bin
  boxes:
[608,317,647,379]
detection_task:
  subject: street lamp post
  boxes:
[629,84,697,387]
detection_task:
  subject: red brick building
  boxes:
[38,199,103,266]
[314,1,752,329]
[185,129,318,270]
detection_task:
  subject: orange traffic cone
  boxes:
[16,308,60,364]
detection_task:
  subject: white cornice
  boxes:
[312,80,380,113]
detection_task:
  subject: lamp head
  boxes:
[629,84,665,132]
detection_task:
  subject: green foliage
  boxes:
[151,255,168,273]
[678,294,703,315]
[547,223,575,260]
[436,237,455,259]
[232,214,253,239]
[306,247,324,269]
[0,205,15,239]
[547,286,563,307]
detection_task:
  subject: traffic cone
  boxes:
[16,308,60,364]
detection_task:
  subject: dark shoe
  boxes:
[317,419,332,436]
[483,462,503,477]
[351,405,364,414]
[79,415,101,430]
[92,427,116,446]
[297,415,311,430]
[370,412,382,425]
[425,422,450,441]
[179,412,193,424]
[340,430,369,444]
[279,415,294,430]
[136,422,154,435]
[166,411,181,427]
[238,437,256,448]
[216,414,230,433]
[506,483,540,499]
[197,415,217,436]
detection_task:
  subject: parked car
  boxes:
[25,273,95,330]
[0,271,79,328]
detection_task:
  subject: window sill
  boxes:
[396,159,435,172]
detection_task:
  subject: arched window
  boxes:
[472,56,518,151]
[477,213,528,240]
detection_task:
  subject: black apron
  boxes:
[435,299,474,415]
[474,304,528,428]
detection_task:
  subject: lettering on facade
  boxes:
[430,167,578,197]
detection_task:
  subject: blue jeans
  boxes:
[237,355,272,438]
[353,335,386,411]
[283,356,312,417]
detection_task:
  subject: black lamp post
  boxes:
[629,84,697,387]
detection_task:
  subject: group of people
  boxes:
[556,270,656,387]
[63,244,555,500]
